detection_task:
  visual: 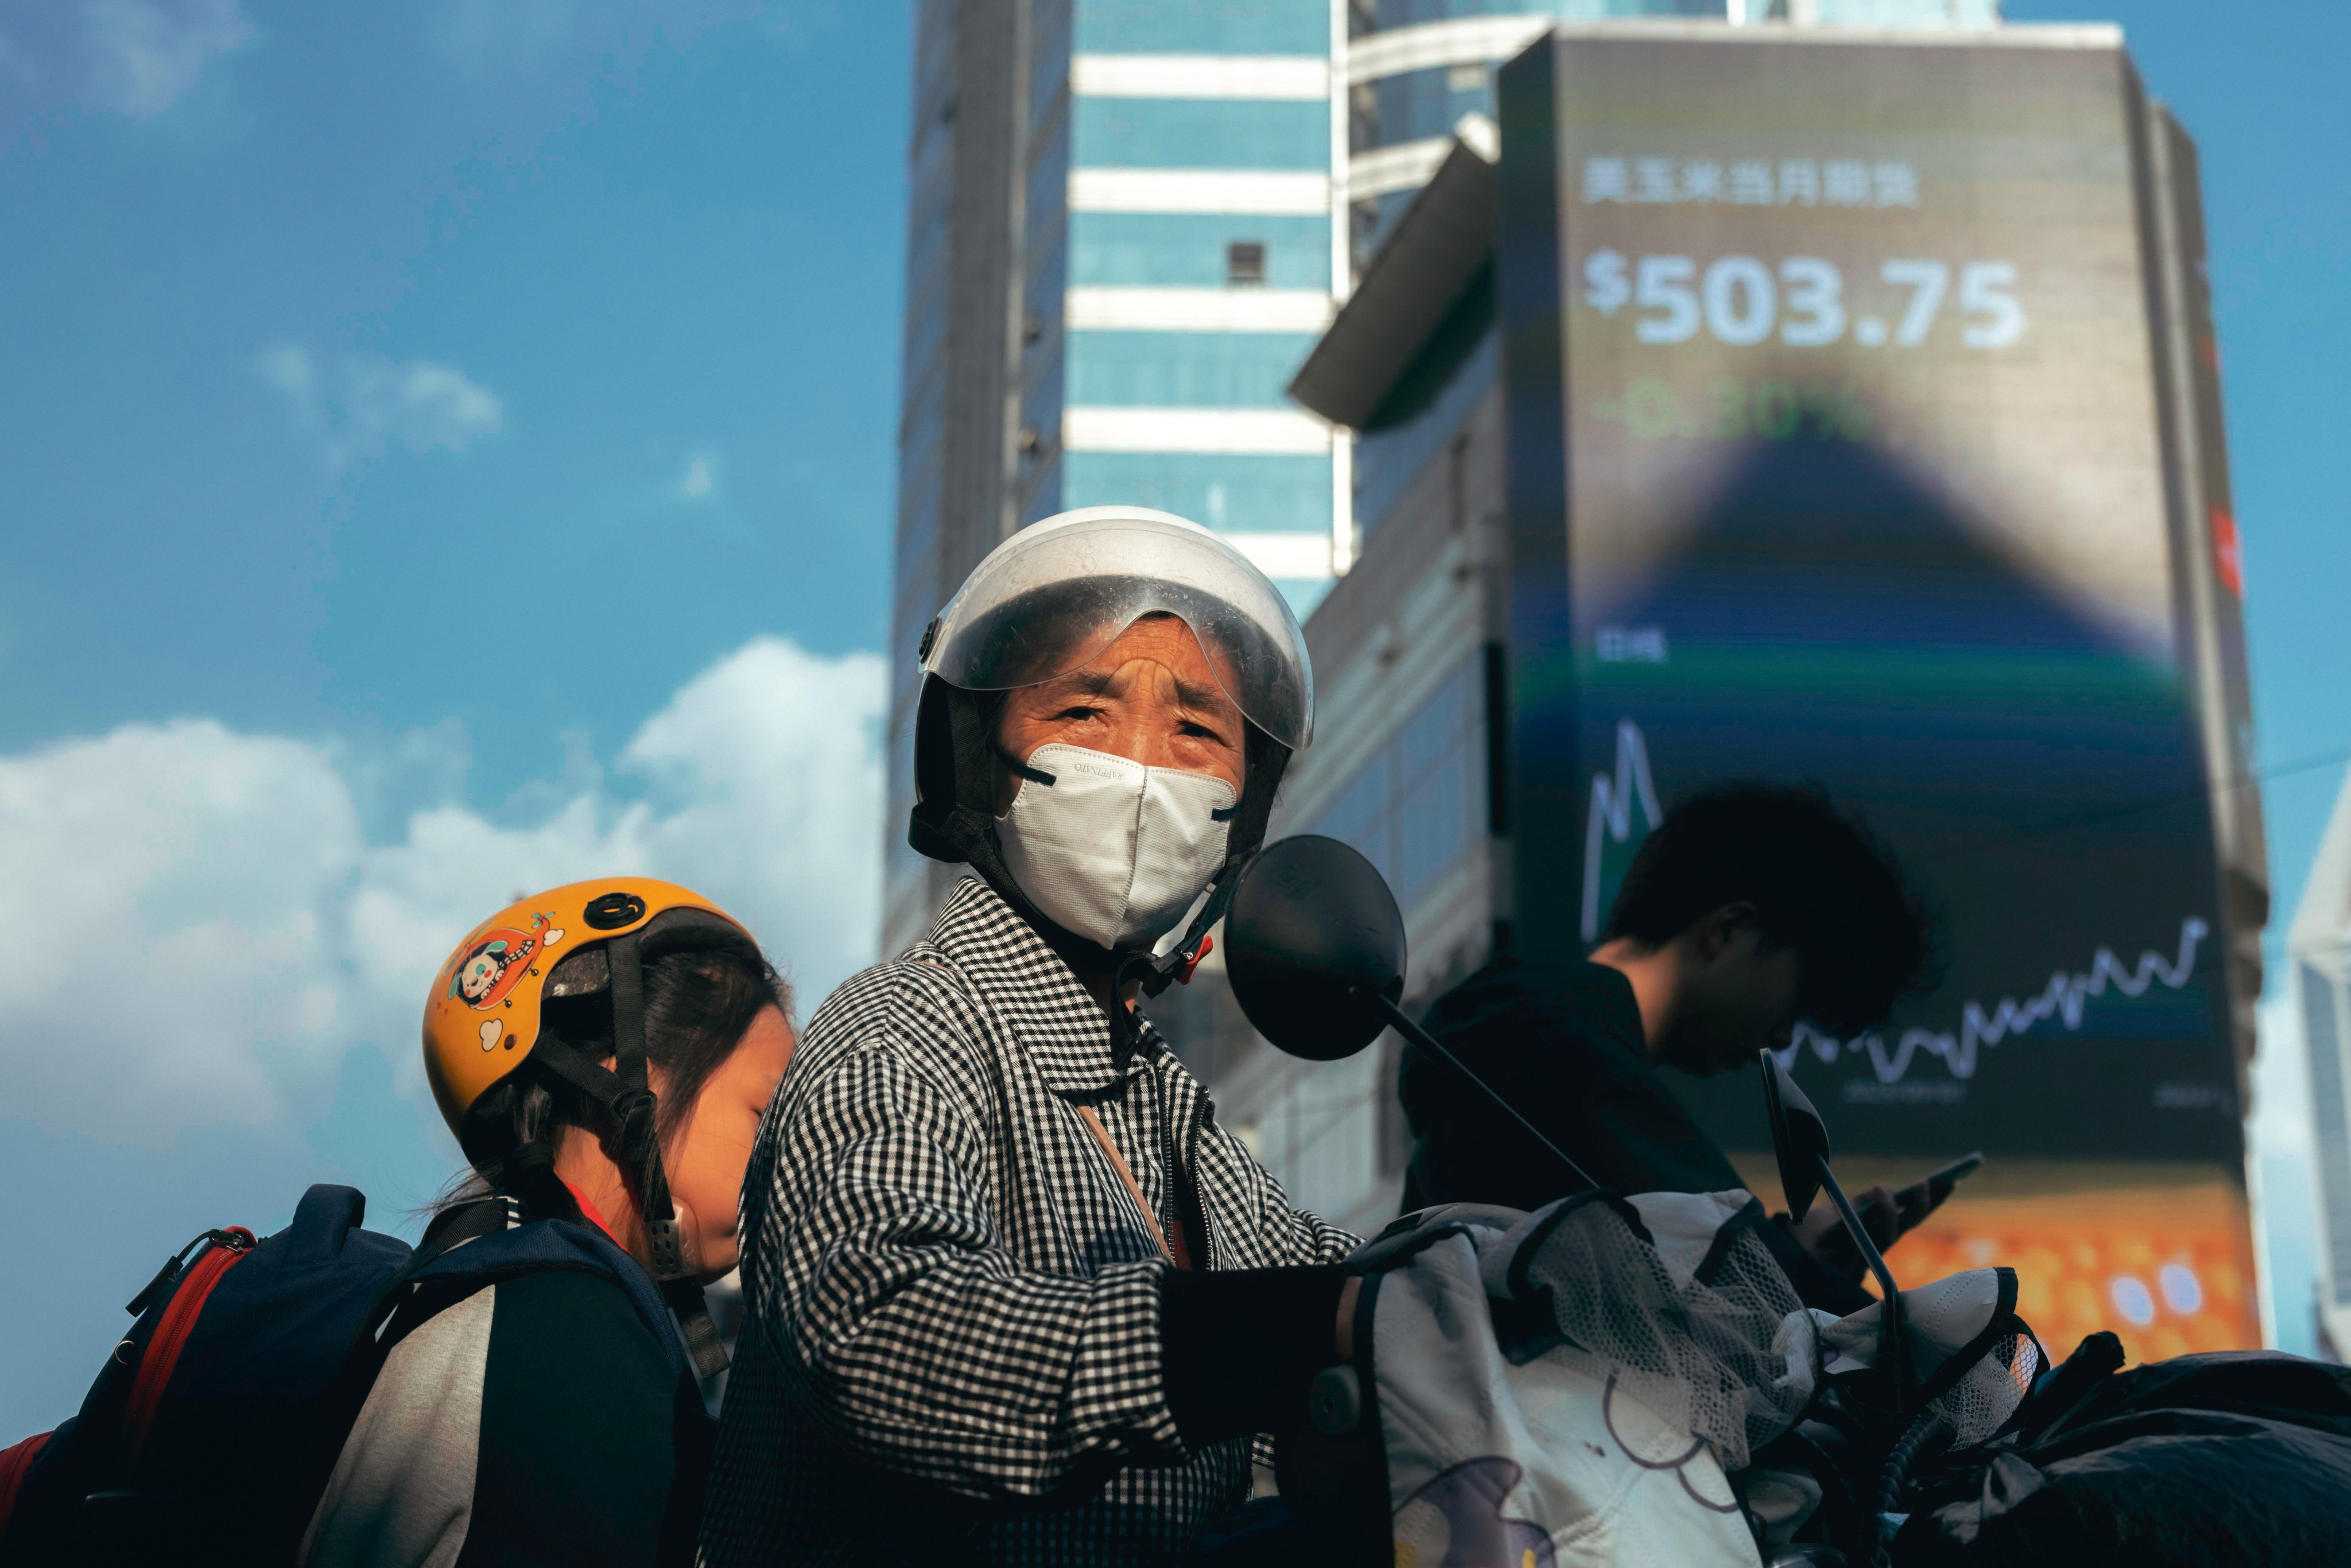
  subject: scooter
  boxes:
[1208,835,2351,1567]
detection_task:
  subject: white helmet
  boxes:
[909,508,1316,981]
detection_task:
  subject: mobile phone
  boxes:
[1921,1151,1984,1204]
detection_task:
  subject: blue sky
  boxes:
[2,0,899,787]
[1,0,907,1431]
[3,0,2349,1433]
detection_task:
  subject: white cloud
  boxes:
[0,721,359,1138]
[83,0,250,117]
[0,637,884,1144]
[680,451,716,499]
[259,344,506,467]
[0,1,250,127]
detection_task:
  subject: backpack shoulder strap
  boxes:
[0,1431,53,1539]
[117,1231,256,1477]
[412,1196,522,1267]
[393,1208,688,1385]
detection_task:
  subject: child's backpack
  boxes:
[0,1184,413,1564]
[0,1181,676,1566]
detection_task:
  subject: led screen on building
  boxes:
[1499,30,2251,1161]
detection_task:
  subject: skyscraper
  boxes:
[883,1,2022,958]
[885,1,1351,955]
[1347,0,2003,267]
[1250,20,2274,1321]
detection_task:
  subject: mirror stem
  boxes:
[1817,1152,1906,1410]
[1361,989,1601,1194]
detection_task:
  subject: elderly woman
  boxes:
[702,510,1362,1566]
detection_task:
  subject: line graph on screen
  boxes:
[1582,719,2212,1085]
[1778,917,2208,1084]
[1580,717,1663,941]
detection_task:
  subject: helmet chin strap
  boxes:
[522,929,731,1383]
[913,683,1289,1074]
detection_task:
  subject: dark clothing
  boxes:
[1160,1266,1352,1449]
[1398,956,1871,1314]
[302,1201,711,1567]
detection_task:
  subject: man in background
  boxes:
[1399,785,1939,1313]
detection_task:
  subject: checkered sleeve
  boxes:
[748,1041,1188,1501]
[1289,1201,1364,1267]
[1202,1120,1362,1267]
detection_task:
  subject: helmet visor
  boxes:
[924,510,1314,750]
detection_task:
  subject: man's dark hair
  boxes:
[1603,783,1931,1034]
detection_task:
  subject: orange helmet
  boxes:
[422,876,757,1155]
[422,876,761,1380]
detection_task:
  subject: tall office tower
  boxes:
[884,1,1351,956]
[1254,21,2272,1322]
[2292,777,2351,1357]
[1347,0,2003,266]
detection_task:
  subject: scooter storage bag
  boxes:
[1282,1191,1826,1568]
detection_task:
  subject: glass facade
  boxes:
[1073,97,1331,169]
[1071,212,1333,289]
[1066,329,1323,406]
[1364,61,1506,150]
[1049,0,1345,620]
[1299,654,1488,914]
[887,0,1348,955]
[1355,324,1497,537]
[1081,0,1333,53]
[1062,451,1333,530]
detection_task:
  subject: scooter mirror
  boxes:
[1223,835,1406,1062]
[1760,1050,1829,1224]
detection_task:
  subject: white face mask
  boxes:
[996,742,1237,953]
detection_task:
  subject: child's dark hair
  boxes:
[434,942,787,1222]
[1603,783,1932,1035]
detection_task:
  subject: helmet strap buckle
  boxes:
[1174,932,1213,986]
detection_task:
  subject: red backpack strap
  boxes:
[119,1229,255,1477]
[0,1430,53,1537]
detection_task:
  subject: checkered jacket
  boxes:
[699,878,1357,1566]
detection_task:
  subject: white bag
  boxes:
[1374,1222,1764,1567]
[1284,1191,2040,1567]
[1298,1190,1833,1568]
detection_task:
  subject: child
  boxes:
[303,879,793,1568]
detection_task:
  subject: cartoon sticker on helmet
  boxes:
[447,912,554,1011]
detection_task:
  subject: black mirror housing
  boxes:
[1223,835,1407,1061]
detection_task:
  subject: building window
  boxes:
[1227,241,1267,288]
[1064,328,1317,407]
[1072,214,1330,290]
